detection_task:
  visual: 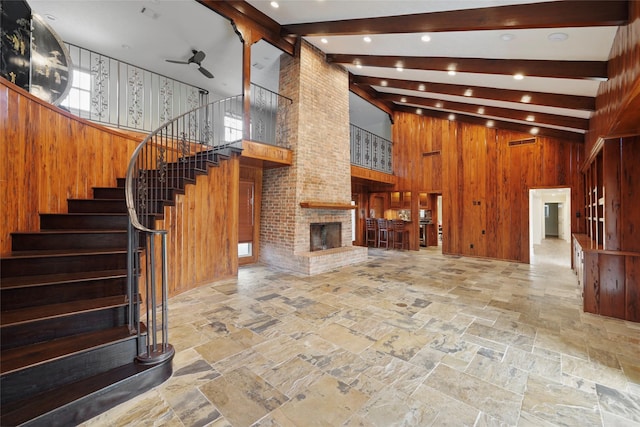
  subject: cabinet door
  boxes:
[390,192,401,208]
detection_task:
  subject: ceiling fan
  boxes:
[166,49,214,79]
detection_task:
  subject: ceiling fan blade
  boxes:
[199,66,214,79]
[192,50,206,64]
[166,59,190,64]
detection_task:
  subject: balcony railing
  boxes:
[250,83,292,148]
[350,124,393,174]
[61,43,207,133]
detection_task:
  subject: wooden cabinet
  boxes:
[573,135,640,322]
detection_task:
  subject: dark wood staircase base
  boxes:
[0,356,173,427]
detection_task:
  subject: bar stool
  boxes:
[365,218,378,247]
[392,220,409,250]
[377,219,390,249]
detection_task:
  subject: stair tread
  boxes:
[0,361,157,426]
[0,326,136,375]
[4,248,128,258]
[1,295,128,327]
[11,230,127,235]
[1,269,128,289]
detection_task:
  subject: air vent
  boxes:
[422,150,441,157]
[508,138,536,147]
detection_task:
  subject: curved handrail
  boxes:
[123,95,243,364]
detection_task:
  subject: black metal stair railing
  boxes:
[124,95,243,364]
[349,123,393,174]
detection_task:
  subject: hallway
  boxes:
[83,249,640,426]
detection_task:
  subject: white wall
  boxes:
[529,188,571,250]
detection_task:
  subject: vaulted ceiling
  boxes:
[238,0,628,142]
[27,0,629,142]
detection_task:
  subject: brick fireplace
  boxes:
[259,40,367,275]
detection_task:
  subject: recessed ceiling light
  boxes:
[320,38,328,44]
[436,102,443,108]
[380,80,388,87]
[464,89,473,97]
[487,120,495,127]
[448,114,456,120]
[400,97,407,102]
[526,115,535,122]
[513,73,524,80]
[548,32,569,42]
[356,64,362,69]
[500,33,515,41]
[418,84,426,91]
[477,107,485,114]
[448,70,456,76]
[421,34,431,42]
[521,95,531,103]
[396,67,404,72]
[363,36,372,43]
[270,1,279,8]
[530,127,539,135]
[416,108,423,114]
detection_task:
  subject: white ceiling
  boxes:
[27,0,622,136]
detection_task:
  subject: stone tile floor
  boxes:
[83,240,640,426]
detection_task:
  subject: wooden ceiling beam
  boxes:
[352,76,595,111]
[283,0,628,36]
[394,105,584,142]
[197,0,295,54]
[380,93,589,130]
[328,54,607,80]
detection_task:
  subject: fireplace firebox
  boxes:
[310,222,341,251]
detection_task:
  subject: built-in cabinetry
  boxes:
[572,135,640,322]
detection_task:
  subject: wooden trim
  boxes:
[381,93,589,130]
[241,140,293,165]
[283,1,628,36]
[300,202,356,210]
[329,54,607,80]
[196,0,295,55]
[351,165,397,185]
[352,75,595,111]
[394,104,585,142]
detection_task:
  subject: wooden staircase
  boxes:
[0,180,172,426]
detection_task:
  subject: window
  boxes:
[224,115,243,142]
[238,243,252,257]
[59,69,91,113]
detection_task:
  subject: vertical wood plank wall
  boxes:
[0,79,139,254]
[392,112,585,263]
[1,79,239,299]
[586,1,640,156]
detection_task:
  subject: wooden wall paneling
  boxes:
[495,131,511,260]
[598,254,626,319]
[507,135,524,262]
[1,81,141,253]
[626,255,640,322]
[485,128,498,258]
[621,136,640,252]
[571,142,586,234]
[603,139,622,250]
[583,251,600,314]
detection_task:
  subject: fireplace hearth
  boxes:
[310,222,341,251]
